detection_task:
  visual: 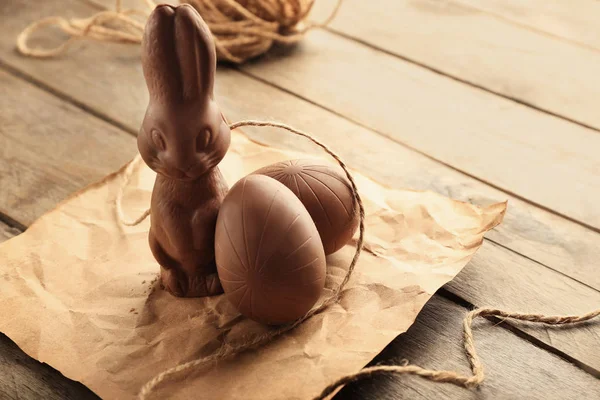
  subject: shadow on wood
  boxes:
[0,333,99,400]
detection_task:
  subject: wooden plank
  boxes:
[1,233,596,399]
[454,0,600,50]
[448,240,600,374]
[0,68,136,226]
[0,58,134,400]
[337,295,600,400]
[311,0,600,130]
[0,333,99,400]
[3,0,600,293]
[1,220,88,397]
[216,72,600,294]
[1,0,599,375]
[0,221,20,243]
[0,114,104,399]
[0,0,148,131]
[240,29,600,231]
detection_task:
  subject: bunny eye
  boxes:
[196,128,211,152]
[151,129,166,151]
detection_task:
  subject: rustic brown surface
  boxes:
[0,332,100,400]
[0,0,599,399]
[0,68,136,226]
[0,222,20,243]
[7,0,599,297]
[0,223,100,400]
[449,240,600,374]
[240,31,600,231]
[338,296,600,400]
[311,0,600,129]
[455,0,600,50]
[5,0,600,234]
[3,0,600,292]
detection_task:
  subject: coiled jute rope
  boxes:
[115,120,600,399]
[16,0,343,63]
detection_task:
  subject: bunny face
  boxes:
[139,4,230,180]
[138,100,230,181]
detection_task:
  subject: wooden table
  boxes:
[1,0,599,398]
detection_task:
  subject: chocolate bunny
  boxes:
[138,4,230,297]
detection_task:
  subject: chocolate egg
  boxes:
[253,159,358,255]
[215,175,326,325]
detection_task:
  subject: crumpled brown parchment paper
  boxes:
[0,130,506,400]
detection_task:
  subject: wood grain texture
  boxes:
[7,0,600,234]
[0,227,99,399]
[3,0,600,366]
[455,0,600,50]
[0,68,136,226]
[310,0,600,130]
[0,333,99,400]
[217,72,600,293]
[3,0,600,292]
[0,60,135,400]
[449,240,600,374]
[0,0,599,392]
[0,221,20,243]
[240,30,600,232]
[337,295,600,400]
[0,0,148,132]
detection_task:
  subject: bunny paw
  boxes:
[160,267,186,297]
[205,273,224,296]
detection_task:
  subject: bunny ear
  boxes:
[174,5,216,101]
[141,5,180,104]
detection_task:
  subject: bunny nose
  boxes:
[169,168,187,179]
[167,162,192,179]
[162,153,192,178]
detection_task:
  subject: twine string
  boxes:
[115,121,600,399]
[16,1,151,58]
[16,0,343,63]
[314,307,600,399]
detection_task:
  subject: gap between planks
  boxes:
[311,0,600,133]
[0,211,27,232]
[338,294,600,399]
[0,59,137,137]
[484,237,600,293]
[1,60,599,380]
[451,0,600,54]
[322,26,600,134]
[438,287,600,378]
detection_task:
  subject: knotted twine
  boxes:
[16,0,343,63]
[115,120,600,399]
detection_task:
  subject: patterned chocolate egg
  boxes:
[253,159,358,255]
[214,175,326,325]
